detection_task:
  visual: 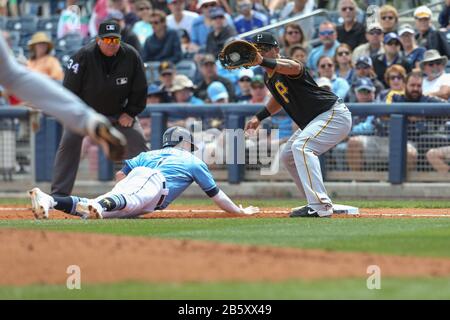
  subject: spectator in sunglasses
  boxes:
[132,0,154,46]
[336,0,366,50]
[352,23,385,64]
[372,33,411,86]
[316,56,350,99]
[281,23,308,56]
[379,5,398,34]
[307,21,340,73]
[142,9,182,63]
[206,7,236,57]
[398,24,425,69]
[419,50,450,100]
[379,64,406,103]
[347,56,384,102]
[334,43,354,85]
[236,69,254,103]
[414,6,450,57]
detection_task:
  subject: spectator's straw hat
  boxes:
[27,32,54,50]
[419,50,448,70]
[170,74,195,92]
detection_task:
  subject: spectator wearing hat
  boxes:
[51,20,149,197]
[352,23,385,65]
[379,64,406,103]
[249,74,270,104]
[206,7,237,57]
[347,56,384,102]
[379,5,399,34]
[146,84,167,103]
[316,77,332,91]
[414,5,450,57]
[236,69,254,103]
[27,32,64,81]
[191,0,235,51]
[372,32,411,87]
[207,81,229,103]
[438,0,450,30]
[420,50,450,100]
[398,24,426,69]
[316,56,350,100]
[158,60,176,101]
[307,21,340,74]
[233,0,268,35]
[195,54,236,102]
[106,9,142,54]
[166,0,199,35]
[336,0,366,50]
[171,74,204,104]
[346,76,418,172]
[392,70,446,103]
[132,0,154,46]
[142,9,183,63]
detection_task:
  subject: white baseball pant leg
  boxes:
[281,101,352,211]
[94,167,168,218]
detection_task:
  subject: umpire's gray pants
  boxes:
[280,101,352,211]
[51,119,149,196]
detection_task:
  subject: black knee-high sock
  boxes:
[98,195,127,211]
[53,196,75,214]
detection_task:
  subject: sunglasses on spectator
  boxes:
[386,41,400,46]
[212,15,225,20]
[337,51,350,57]
[287,31,300,35]
[368,29,382,36]
[341,7,354,12]
[357,89,372,94]
[319,63,333,68]
[381,16,395,21]
[150,20,162,25]
[319,30,335,36]
[239,77,252,82]
[356,64,370,69]
[101,37,120,45]
[415,17,430,21]
[425,61,443,67]
[389,75,403,81]
[138,6,151,11]
[202,3,216,8]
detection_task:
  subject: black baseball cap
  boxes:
[251,32,279,47]
[98,20,121,38]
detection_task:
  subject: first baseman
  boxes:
[29,126,259,219]
[245,32,352,218]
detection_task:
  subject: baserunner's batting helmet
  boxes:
[162,126,198,151]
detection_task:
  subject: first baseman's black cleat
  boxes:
[290,205,332,218]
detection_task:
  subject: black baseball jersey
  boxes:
[264,63,339,129]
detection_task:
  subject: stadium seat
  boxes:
[144,61,161,83]
[55,33,84,52]
[0,16,6,29]
[5,16,38,36]
[7,31,21,48]
[36,16,59,37]
[176,60,197,80]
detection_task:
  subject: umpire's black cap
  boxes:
[251,32,279,47]
[98,20,121,38]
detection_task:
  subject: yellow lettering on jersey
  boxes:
[275,81,289,103]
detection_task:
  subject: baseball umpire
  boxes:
[244,32,352,218]
[0,33,126,160]
[30,126,259,219]
[51,20,149,196]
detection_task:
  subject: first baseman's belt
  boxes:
[155,181,167,210]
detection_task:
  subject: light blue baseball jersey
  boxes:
[123,147,219,209]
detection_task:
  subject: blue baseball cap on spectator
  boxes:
[355,56,372,68]
[354,77,375,92]
[207,81,229,102]
[209,7,226,19]
[384,32,401,44]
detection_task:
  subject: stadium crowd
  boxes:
[0,0,449,174]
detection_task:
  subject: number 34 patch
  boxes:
[67,59,80,74]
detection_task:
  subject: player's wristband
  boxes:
[260,58,277,69]
[255,107,271,121]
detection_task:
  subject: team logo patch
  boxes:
[106,25,115,31]
[116,77,128,85]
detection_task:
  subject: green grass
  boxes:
[2,278,450,299]
[1,218,450,257]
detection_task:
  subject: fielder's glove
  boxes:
[218,40,259,70]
